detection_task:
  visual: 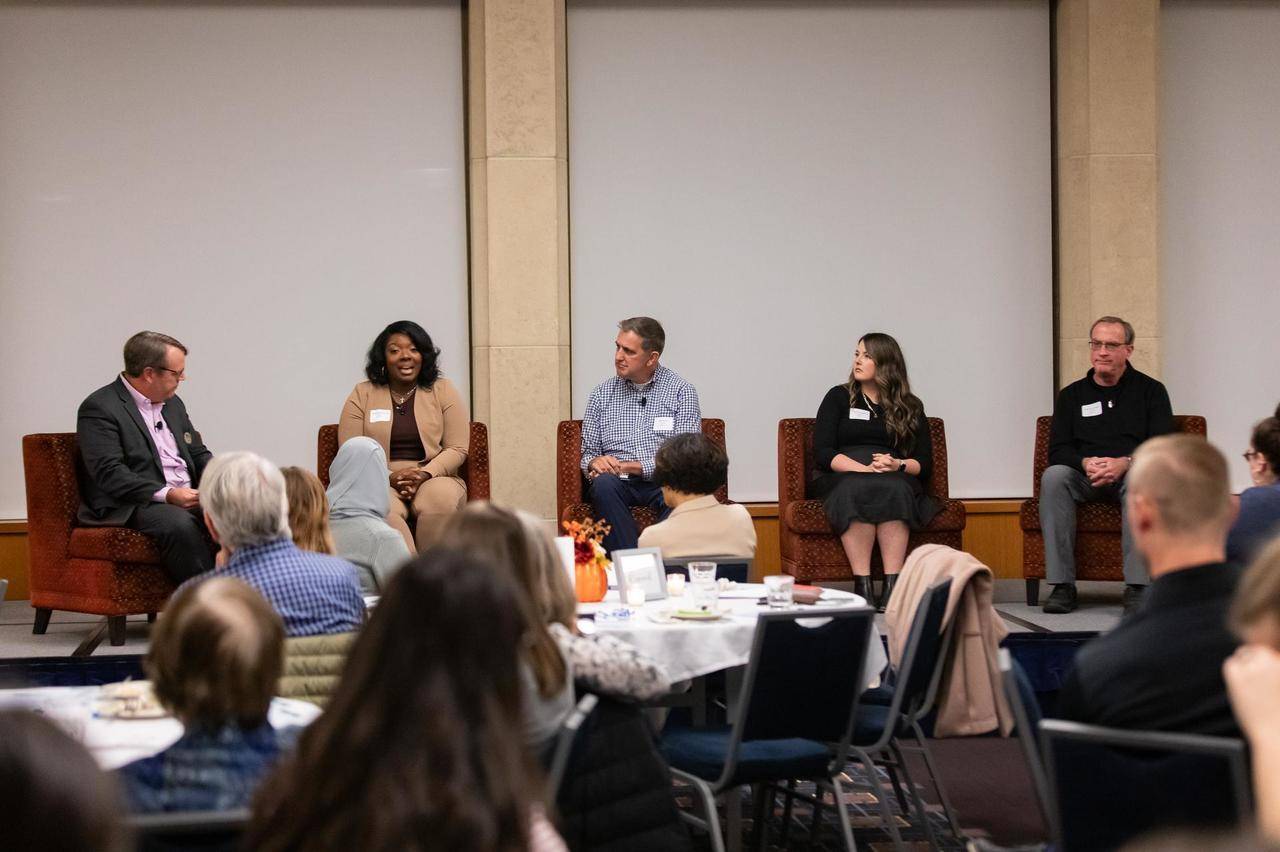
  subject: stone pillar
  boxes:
[467,0,571,516]
[1055,0,1161,385]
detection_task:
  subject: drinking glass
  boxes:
[763,574,795,608]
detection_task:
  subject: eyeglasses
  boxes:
[1088,340,1129,352]
[153,367,186,380]
[1244,450,1262,462]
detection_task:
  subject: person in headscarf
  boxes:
[327,437,412,594]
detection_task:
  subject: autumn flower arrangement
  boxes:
[563,518,611,603]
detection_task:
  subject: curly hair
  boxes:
[363,320,441,388]
[846,332,924,456]
[653,433,728,496]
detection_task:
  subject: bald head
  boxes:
[1128,434,1232,538]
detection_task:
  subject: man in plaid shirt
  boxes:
[580,317,701,552]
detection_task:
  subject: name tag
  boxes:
[1081,401,1103,418]
[653,416,675,432]
[849,408,871,421]
[370,409,392,423]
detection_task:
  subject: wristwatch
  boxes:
[898,461,907,473]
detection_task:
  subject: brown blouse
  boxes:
[389,401,426,461]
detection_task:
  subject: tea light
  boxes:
[626,587,646,608]
[666,573,686,597]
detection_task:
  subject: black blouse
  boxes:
[812,384,933,480]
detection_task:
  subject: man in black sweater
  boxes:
[1054,434,1241,737]
[1041,316,1173,614]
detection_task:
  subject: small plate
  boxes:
[672,608,723,621]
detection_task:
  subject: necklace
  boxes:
[391,386,416,412]
[859,388,880,418]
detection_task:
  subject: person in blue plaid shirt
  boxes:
[581,317,701,552]
[175,451,365,637]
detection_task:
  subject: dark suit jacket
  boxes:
[1054,561,1242,737]
[76,377,213,526]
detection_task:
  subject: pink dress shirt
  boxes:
[119,375,192,502]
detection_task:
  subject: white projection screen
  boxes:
[567,0,1052,501]
[1162,0,1280,493]
[0,3,468,519]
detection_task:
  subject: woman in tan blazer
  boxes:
[338,321,468,552]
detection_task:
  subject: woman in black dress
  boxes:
[812,332,939,609]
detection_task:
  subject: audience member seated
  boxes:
[436,503,575,756]
[324,437,411,594]
[1038,315,1174,615]
[1055,434,1241,736]
[117,577,297,812]
[0,709,124,852]
[637,432,755,559]
[281,466,336,555]
[77,330,217,583]
[247,549,566,852]
[517,509,671,701]
[1224,538,1280,844]
[1227,403,1280,566]
[176,451,365,637]
[580,316,701,553]
[811,332,939,610]
[338,320,469,553]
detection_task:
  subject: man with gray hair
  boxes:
[580,317,701,552]
[1039,315,1173,615]
[77,331,215,582]
[175,451,364,637]
[1054,434,1242,736]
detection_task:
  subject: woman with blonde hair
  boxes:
[280,466,335,555]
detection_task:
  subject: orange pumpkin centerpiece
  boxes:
[563,519,611,603]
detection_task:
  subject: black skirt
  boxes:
[811,444,940,532]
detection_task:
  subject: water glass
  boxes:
[763,574,795,608]
[687,562,716,586]
[687,561,718,612]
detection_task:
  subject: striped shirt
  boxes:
[579,365,701,479]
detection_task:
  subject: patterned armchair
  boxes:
[776,418,967,583]
[1019,414,1207,605]
[22,433,174,646]
[316,421,491,501]
[556,419,729,529]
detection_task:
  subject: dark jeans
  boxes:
[129,502,216,583]
[588,474,670,553]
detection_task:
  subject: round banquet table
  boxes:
[577,583,888,688]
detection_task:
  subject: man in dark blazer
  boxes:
[77,331,215,582]
[1054,434,1242,737]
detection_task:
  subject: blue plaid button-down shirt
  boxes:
[579,364,701,479]
[177,538,365,637]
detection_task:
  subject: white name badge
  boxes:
[370,409,392,423]
[653,416,675,432]
[1081,401,1103,418]
[849,408,871,421]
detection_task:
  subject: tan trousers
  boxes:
[386,459,467,554]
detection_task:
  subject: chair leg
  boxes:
[912,723,964,841]
[693,780,727,852]
[890,741,940,851]
[828,775,860,852]
[853,748,905,852]
[778,780,797,847]
[32,607,52,635]
[1025,578,1040,607]
[884,762,910,812]
[750,782,769,852]
[809,783,826,845]
[107,615,127,646]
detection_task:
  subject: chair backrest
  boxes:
[277,631,357,707]
[777,417,951,509]
[659,555,752,584]
[998,648,1054,840]
[546,693,599,802]
[722,607,876,783]
[1031,414,1207,496]
[127,808,250,852]
[1040,718,1251,852]
[316,422,490,501]
[555,418,729,519]
[22,433,82,575]
[884,578,953,728]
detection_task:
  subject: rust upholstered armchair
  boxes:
[1019,414,1207,606]
[22,433,174,646]
[777,418,967,583]
[316,421,490,501]
[556,419,729,530]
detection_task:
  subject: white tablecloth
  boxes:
[0,685,322,770]
[578,584,888,687]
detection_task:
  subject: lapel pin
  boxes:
[183,432,193,444]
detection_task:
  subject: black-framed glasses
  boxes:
[153,367,186,380]
[1244,450,1261,462]
[1088,340,1128,352]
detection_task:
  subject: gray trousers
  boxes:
[1039,464,1148,586]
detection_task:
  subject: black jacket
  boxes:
[76,378,212,526]
[1048,366,1173,472]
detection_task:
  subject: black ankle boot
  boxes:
[880,574,899,612]
[853,576,873,607]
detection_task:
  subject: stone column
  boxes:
[1055,0,1161,385]
[467,0,571,516]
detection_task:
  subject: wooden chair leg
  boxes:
[147,612,157,623]
[32,607,52,635]
[107,615,127,646]
[1025,579,1040,607]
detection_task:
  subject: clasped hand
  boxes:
[1084,456,1128,486]
[165,487,200,509]
[390,468,431,499]
[869,453,900,473]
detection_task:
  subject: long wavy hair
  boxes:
[280,467,335,555]
[846,332,924,455]
[363,320,441,388]
[436,503,568,699]
[247,549,538,852]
